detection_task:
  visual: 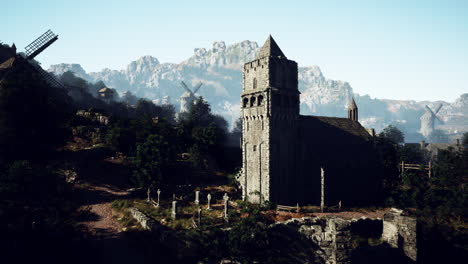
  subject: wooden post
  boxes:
[320,167,325,213]
[156,189,161,207]
[197,206,202,227]
[400,161,405,177]
[171,201,177,219]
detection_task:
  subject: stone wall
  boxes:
[381,208,417,261]
[129,207,159,231]
[272,217,380,264]
[272,213,417,264]
[241,53,300,204]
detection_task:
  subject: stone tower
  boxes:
[240,35,299,204]
[348,97,358,121]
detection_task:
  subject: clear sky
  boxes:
[2,0,467,102]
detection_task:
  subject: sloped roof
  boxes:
[255,35,286,60]
[98,87,112,93]
[0,56,16,69]
[301,115,371,139]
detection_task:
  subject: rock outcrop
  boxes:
[48,41,468,135]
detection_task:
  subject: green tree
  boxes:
[122,90,138,105]
[462,132,468,145]
[379,125,405,144]
[131,134,177,191]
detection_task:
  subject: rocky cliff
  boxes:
[48,41,467,138]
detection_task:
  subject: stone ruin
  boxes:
[272,208,417,264]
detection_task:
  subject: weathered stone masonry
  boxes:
[239,36,381,205]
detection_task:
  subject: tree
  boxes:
[428,129,449,143]
[379,125,405,144]
[131,134,177,191]
[462,132,468,145]
[135,99,157,117]
[122,90,138,105]
[0,65,72,161]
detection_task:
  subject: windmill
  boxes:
[420,104,444,137]
[23,30,64,88]
[179,81,203,113]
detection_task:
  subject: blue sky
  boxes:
[2,0,467,102]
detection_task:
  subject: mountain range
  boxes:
[48,40,467,141]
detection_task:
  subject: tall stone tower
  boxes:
[240,35,299,204]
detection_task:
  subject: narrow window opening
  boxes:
[243,97,249,108]
[257,95,264,106]
[250,96,256,107]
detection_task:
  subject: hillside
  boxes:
[48,40,468,138]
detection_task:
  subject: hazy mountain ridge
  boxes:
[48,40,467,137]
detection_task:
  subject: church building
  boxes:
[239,36,382,205]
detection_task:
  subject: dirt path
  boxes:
[74,183,148,263]
[76,183,129,236]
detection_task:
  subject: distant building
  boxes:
[238,36,381,205]
[417,139,465,158]
[98,87,115,101]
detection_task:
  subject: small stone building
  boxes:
[239,36,382,205]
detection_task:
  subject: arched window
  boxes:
[243,97,249,108]
[250,96,256,107]
[257,95,264,106]
[253,78,257,89]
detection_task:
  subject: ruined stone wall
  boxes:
[272,214,417,264]
[273,217,376,264]
[381,208,417,261]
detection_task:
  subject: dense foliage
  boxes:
[377,125,467,262]
[0,69,72,161]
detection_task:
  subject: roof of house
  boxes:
[98,87,113,93]
[0,56,16,69]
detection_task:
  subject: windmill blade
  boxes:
[25,30,58,60]
[425,105,435,115]
[180,81,193,95]
[434,103,443,114]
[435,115,445,124]
[193,82,203,94]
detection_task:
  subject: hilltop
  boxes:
[49,40,468,138]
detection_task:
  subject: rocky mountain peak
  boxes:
[47,40,467,137]
[212,41,226,53]
[182,40,259,69]
[48,63,88,79]
[126,56,160,73]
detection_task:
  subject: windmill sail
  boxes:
[23,30,64,89]
[193,82,203,94]
[180,81,194,95]
[25,30,58,60]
